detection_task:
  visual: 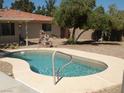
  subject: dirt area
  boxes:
[59,42,124,59]
[18,38,124,59]
[0,61,14,78]
[93,85,122,93]
[50,39,124,59]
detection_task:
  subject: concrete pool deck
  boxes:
[0,71,39,93]
[0,48,124,93]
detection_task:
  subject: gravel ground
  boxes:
[53,39,124,59]
[92,85,122,93]
[59,43,124,59]
[18,38,124,59]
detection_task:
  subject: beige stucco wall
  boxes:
[27,22,41,39]
[46,24,61,37]
[70,28,94,40]
[0,22,61,44]
[12,22,40,39]
[24,22,61,39]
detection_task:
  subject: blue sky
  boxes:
[3,0,124,11]
[96,0,124,10]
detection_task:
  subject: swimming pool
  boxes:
[1,48,124,93]
[8,50,107,77]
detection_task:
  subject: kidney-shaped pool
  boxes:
[7,50,107,77]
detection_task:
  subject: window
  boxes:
[0,23,15,36]
[42,24,52,32]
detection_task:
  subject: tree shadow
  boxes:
[28,41,38,45]
[94,42,121,45]
[19,41,38,46]
[63,40,121,46]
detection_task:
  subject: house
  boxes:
[0,9,61,45]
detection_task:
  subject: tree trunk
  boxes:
[75,30,88,41]
[71,27,76,42]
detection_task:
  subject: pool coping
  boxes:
[0,48,124,93]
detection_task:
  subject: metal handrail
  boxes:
[57,58,72,76]
[52,51,72,85]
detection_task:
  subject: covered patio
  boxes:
[0,17,34,46]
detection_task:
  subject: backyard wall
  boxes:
[69,28,94,40]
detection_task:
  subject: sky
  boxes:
[3,0,124,11]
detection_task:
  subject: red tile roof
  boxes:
[0,9,52,22]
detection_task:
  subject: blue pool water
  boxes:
[8,50,106,77]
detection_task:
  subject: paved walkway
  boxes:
[0,72,39,93]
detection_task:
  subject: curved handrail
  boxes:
[57,57,72,76]
[52,51,72,85]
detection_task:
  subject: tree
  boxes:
[11,0,35,13]
[108,5,124,41]
[54,0,96,43]
[108,5,124,31]
[34,0,56,16]
[35,5,46,15]
[0,0,3,9]
[44,0,56,16]
[94,6,105,14]
[108,4,118,16]
[88,6,110,41]
[35,6,42,14]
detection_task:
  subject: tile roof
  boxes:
[0,9,52,22]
